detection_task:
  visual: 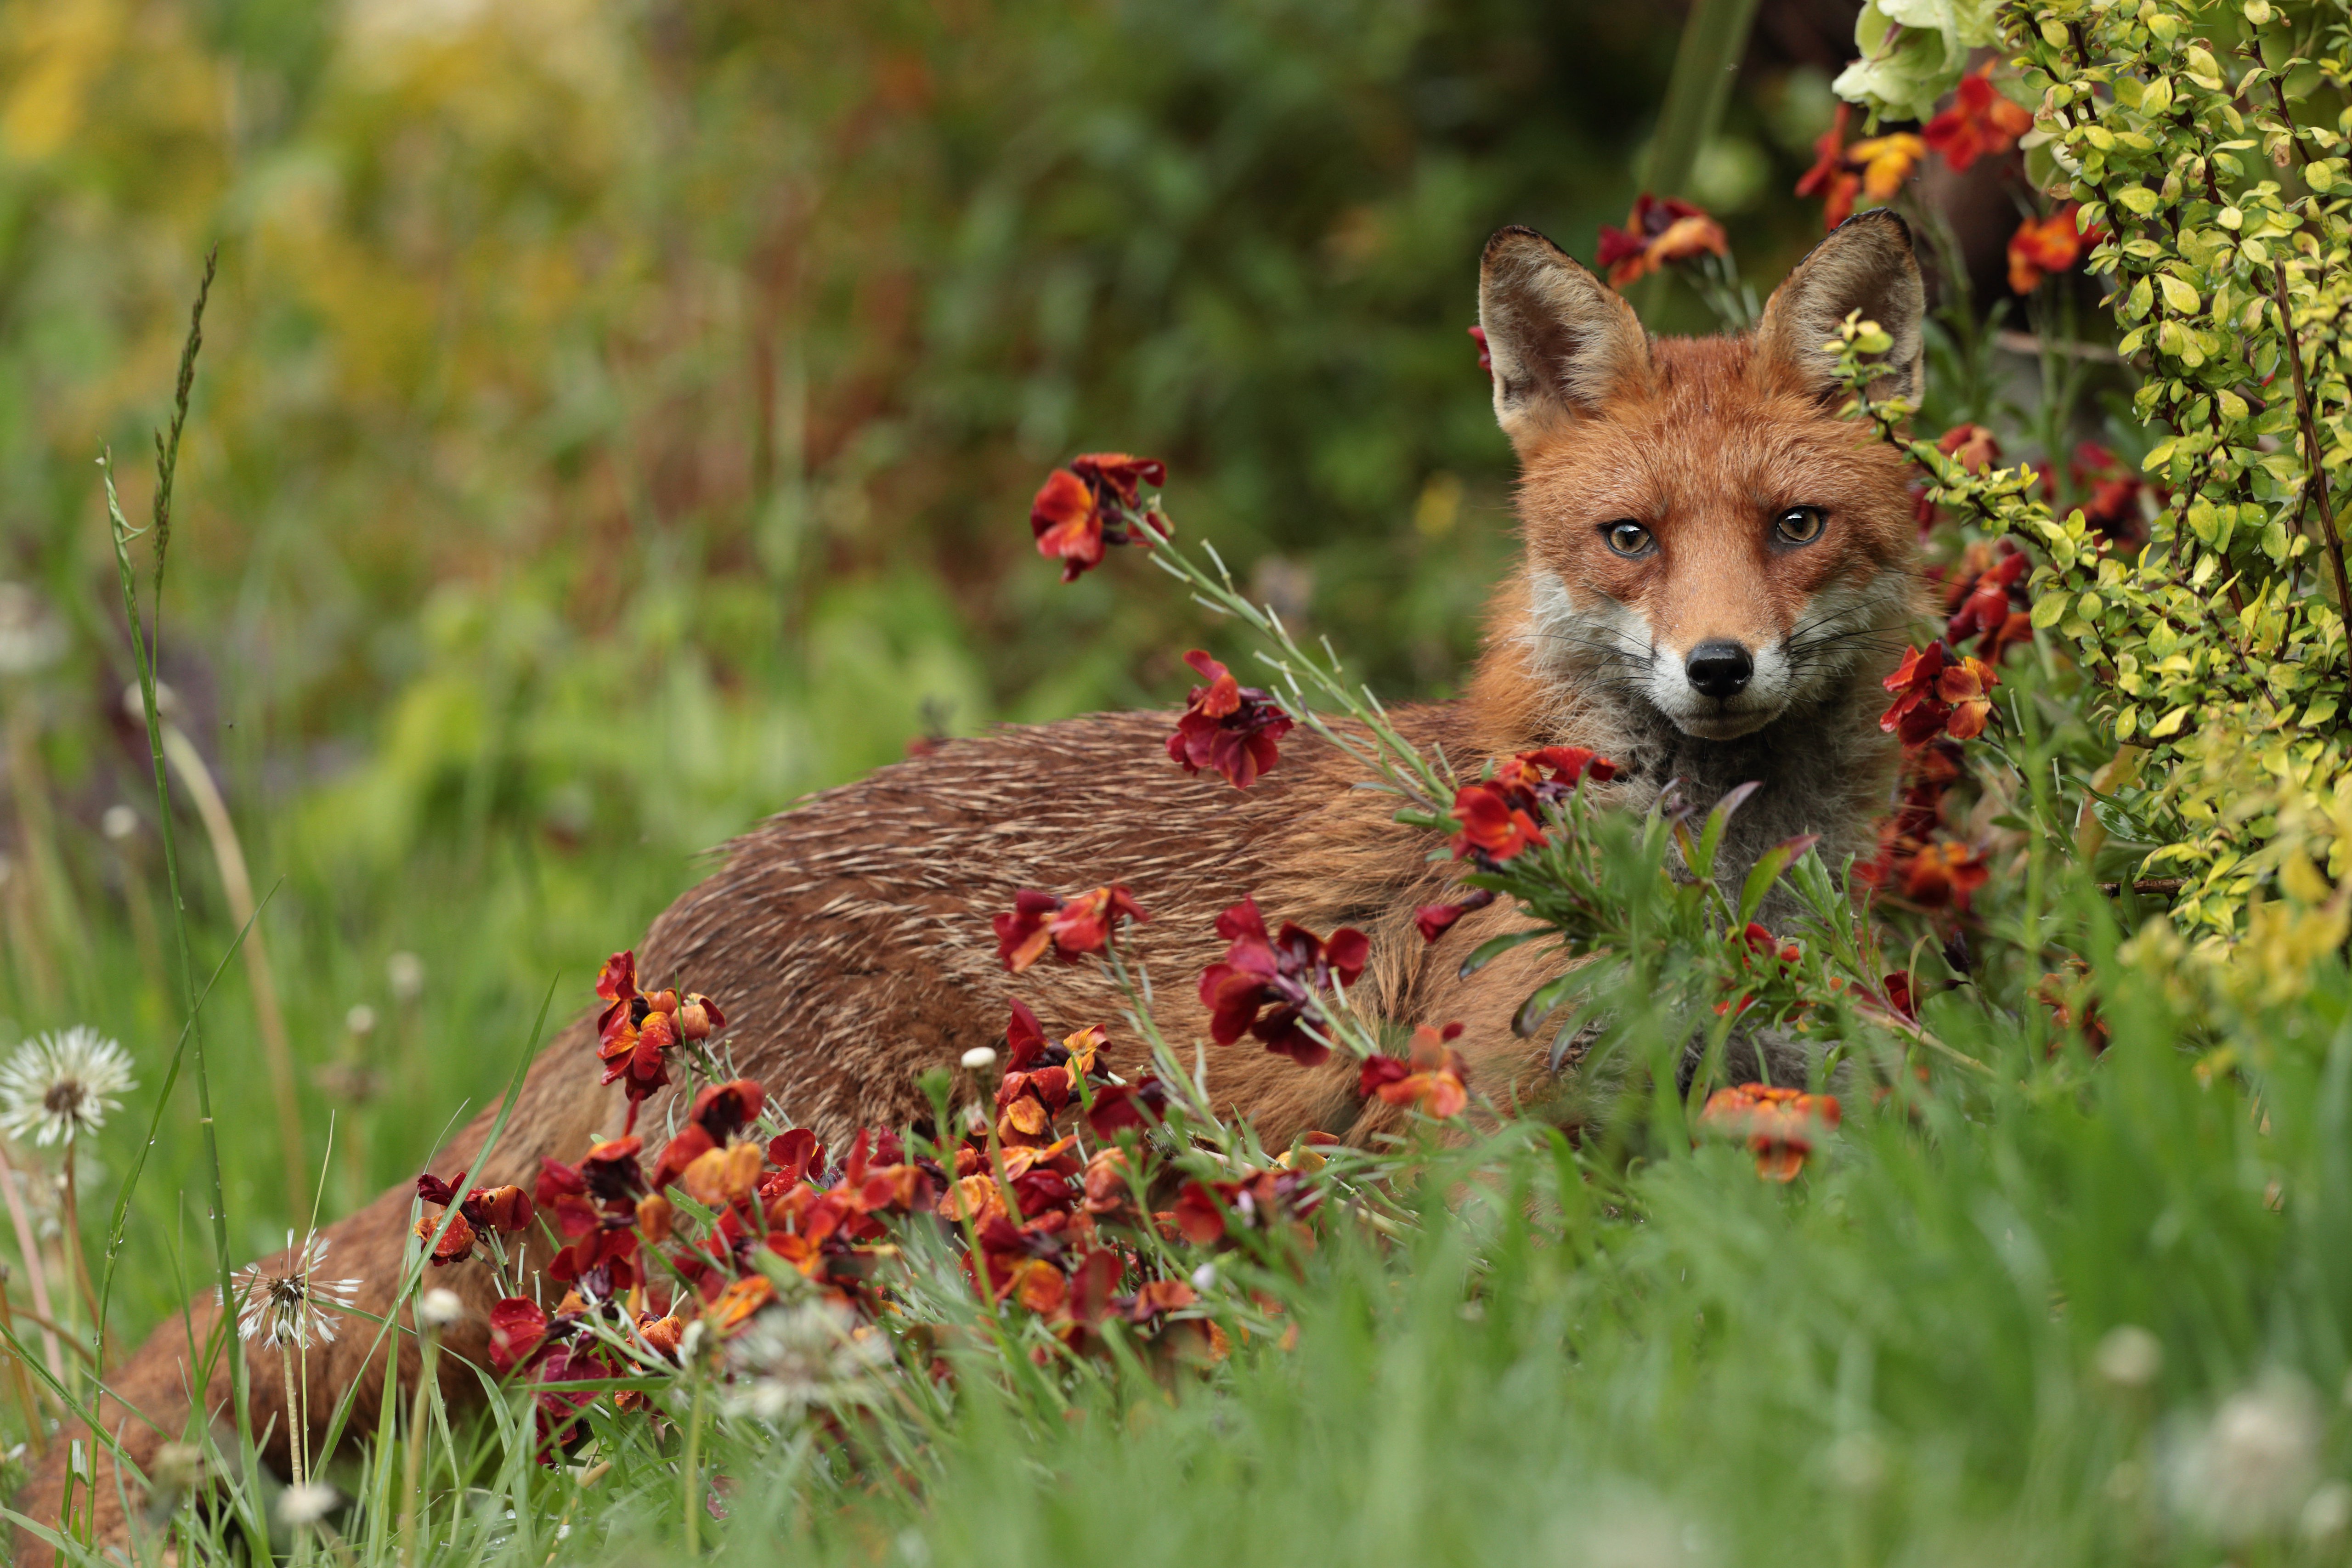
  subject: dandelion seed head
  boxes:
[958,1046,997,1071]
[223,1233,362,1350]
[0,583,64,676]
[100,805,140,843]
[277,1480,339,1527]
[0,1028,136,1147]
[2166,1371,2322,1542]
[722,1302,889,1424]
[417,1287,465,1331]
[2094,1324,2163,1389]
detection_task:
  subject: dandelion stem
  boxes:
[0,1144,64,1384]
[57,1135,102,1364]
[0,1270,47,1456]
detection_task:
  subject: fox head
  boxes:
[1470,210,1924,751]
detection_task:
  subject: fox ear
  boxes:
[1478,226,1652,454]
[1754,208,1925,406]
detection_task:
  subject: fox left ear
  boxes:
[1754,208,1925,406]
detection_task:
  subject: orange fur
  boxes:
[19,214,1927,1558]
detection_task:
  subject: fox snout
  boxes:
[1642,627,1808,742]
[1682,640,1753,700]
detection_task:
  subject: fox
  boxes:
[22,209,1926,1557]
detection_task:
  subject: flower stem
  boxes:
[0,1273,48,1457]
[280,1339,304,1488]
[0,1144,64,1384]
[681,1361,707,1554]
[58,1136,101,1363]
[400,1323,438,1567]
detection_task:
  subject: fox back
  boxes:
[24,211,1929,1562]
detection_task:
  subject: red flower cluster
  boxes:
[1943,543,2033,662]
[1199,896,1370,1068]
[594,951,726,1132]
[1880,642,1998,745]
[413,1172,535,1266]
[1596,194,1729,287]
[2009,204,2103,294]
[994,885,1150,972]
[1922,66,2034,171]
[1795,104,1863,230]
[1446,745,1617,870]
[1173,1167,1323,1251]
[1357,1023,1470,1119]
[1696,1083,1842,1182]
[1167,651,1294,789]
[1029,454,1169,583]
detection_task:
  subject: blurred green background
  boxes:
[0,0,1862,1289]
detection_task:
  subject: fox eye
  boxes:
[1603,521,1656,558]
[1774,506,1827,545]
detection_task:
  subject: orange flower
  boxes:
[1696,1083,1841,1182]
[1880,641,1998,744]
[993,885,1151,971]
[1795,102,1861,230]
[1922,68,2033,172]
[2008,205,2100,294]
[1595,193,1730,287]
[1901,839,1990,909]
[1846,133,1926,201]
[1936,423,2002,474]
[1936,653,1999,740]
[1029,455,1169,583]
[1358,1022,1471,1119]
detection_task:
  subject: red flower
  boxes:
[2073,442,2149,543]
[1413,886,1497,943]
[1880,642,1998,744]
[1197,896,1370,1068]
[1697,1083,1841,1182]
[1922,67,2034,172]
[414,1209,478,1266]
[1795,102,1861,230]
[1171,1168,1322,1247]
[1357,1022,1470,1118]
[993,999,1102,1146]
[1881,971,1917,1022]
[1936,653,1999,740]
[1936,423,2002,474]
[2008,205,2101,294]
[487,1296,550,1376]
[1901,839,1991,909]
[590,955,714,1131]
[1086,1075,1170,1138]
[1946,548,2033,662]
[1029,455,1169,583]
[1167,651,1295,788]
[1447,746,1616,867]
[994,886,1151,973]
[1468,324,1491,375]
[1597,194,1730,287]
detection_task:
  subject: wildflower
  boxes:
[1358,1023,1471,1118]
[413,1172,537,1266]
[1900,839,1990,909]
[2008,205,2100,294]
[1595,193,1730,287]
[1879,971,1917,1022]
[417,1288,466,1332]
[1029,454,1168,582]
[722,1301,891,1422]
[589,952,719,1125]
[1468,324,1492,374]
[1449,781,1547,862]
[2073,441,2149,542]
[2165,1374,2322,1543]
[1879,642,1998,743]
[993,885,1149,972]
[2093,1324,2162,1389]
[1795,102,1861,230]
[0,1027,136,1146]
[1197,896,1370,1067]
[1846,133,1926,201]
[0,582,65,675]
[1921,67,2033,171]
[1172,1168,1321,1246]
[1696,1083,1841,1181]
[1448,746,1615,867]
[960,1046,998,1071]
[2035,961,2110,1053]
[1413,886,1496,942]
[1945,546,2031,660]
[1166,650,1295,789]
[1936,652,1999,739]
[277,1481,339,1528]
[226,1233,362,1349]
[487,1296,551,1376]
[1936,423,2001,474]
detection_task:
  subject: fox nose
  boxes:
[1684,640,1753,700]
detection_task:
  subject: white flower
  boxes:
[225,1233,362,1350]
[386,951,425,1002]
[100,805,140,843]
[959,1046,997,1072]
[417,1288,465,1332]
[0,583,64,676]
[0,1028,136,1147]
[277,1480,339,1527]
[722,1301,891,1424]
[2166,1372,2322,1542]
[2094,1324,2163,1389]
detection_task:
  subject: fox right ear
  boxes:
[1753,208,1926,406]
[1478,226,1652,455]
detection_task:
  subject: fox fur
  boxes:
[19,210,1926,1557]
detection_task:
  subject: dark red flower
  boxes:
[1171,1168,1322,1247]
[1597,194,1729,287]
[535,1158,599,1239]
[1413,886,1497,943]
[1197,896,1370,1068]
[994,886,1150,972]
[1922,67,2033,172]
[2073,442,2149,543]
[1167,650,1294,789]
[487,1296,550,1376]
[1086,1075,1170,1138]
[1468,324,1491,375]
[1937,423,2002,474]
[1881,643,1995,744]
[1881,971,1917,1022]
[766,1128,824,1187]
[1901,839,1991,909]
[1945,547,2033,661]
[1449,781,1547,863]
[1447,746,1616,868]
[1029,456,1169,583]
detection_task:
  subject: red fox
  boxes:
[24,210,1925,1554]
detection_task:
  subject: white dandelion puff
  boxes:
[416,1287,465,1332]
[222,1233,362,1350]
[722,1301,891,1424]
[0,1028,136,1147]
[276,1480,339,1528]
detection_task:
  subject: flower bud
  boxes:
[960,1046,998,1071]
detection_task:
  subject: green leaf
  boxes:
[1513,973,1582,1038]
[1459,927,1544,980]
[1690,780,1762,881]
[1738,834,1821,926]
[2159,273,2203,315]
